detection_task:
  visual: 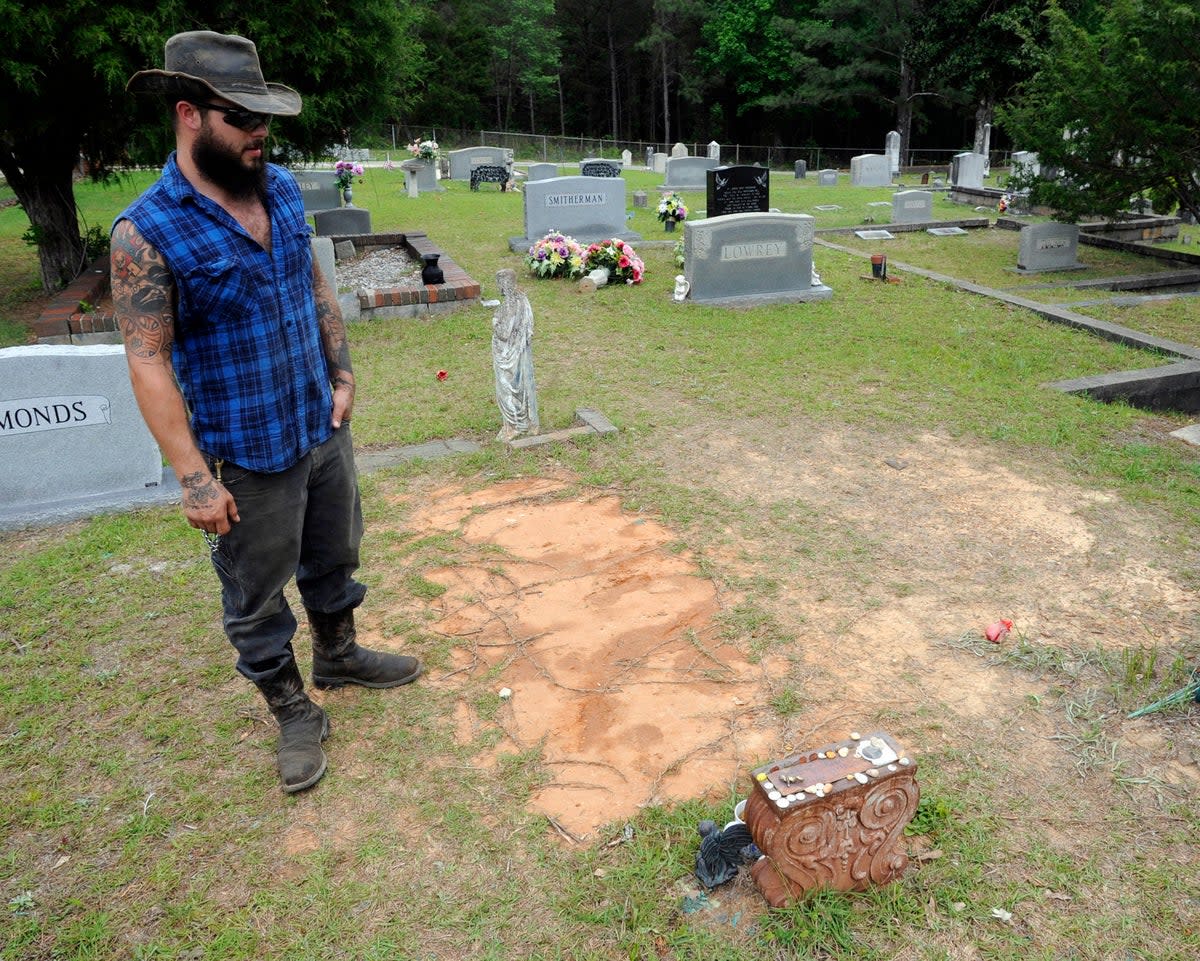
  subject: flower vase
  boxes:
[342,186,353,206]
[664,219,676,232]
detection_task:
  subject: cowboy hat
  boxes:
[127,31,301,116]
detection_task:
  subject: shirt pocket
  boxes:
[180,257,247,328]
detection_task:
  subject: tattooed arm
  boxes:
[111,219,240,534]
[313,258,355,429]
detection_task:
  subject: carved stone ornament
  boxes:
[692,228,713,261]
[795,219,815,249]
[744,732,919,907]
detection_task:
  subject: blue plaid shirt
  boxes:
[116,154,333,472]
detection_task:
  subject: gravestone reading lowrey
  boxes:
[663,156,718,191]
[683,212,832,306]
[510,175,640,252]
[0,344,169,526]
[891,190,933,224]
[1017,222,1085,272]
[707,165,769,218]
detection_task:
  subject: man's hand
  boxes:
[180,470,240,534]
[331,375,355,429]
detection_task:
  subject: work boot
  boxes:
[307,606,422,690]
[253,655,330,793]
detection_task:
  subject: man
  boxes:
[112,31,420,793]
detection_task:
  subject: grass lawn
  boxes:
[2,164,1199,961]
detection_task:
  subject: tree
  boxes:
[0,0,423,293]
[486,0,560,131]
[1000,0,1200,222]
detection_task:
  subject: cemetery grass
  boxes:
[2,169,1200,960]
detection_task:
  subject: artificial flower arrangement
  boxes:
[657,192,688,223]
[408,137,440,163]
[582,238,645,285]
[673,238,685,269]
[333,160,364,190]
[525,230,586,279]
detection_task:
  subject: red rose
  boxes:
[436,369,448,381]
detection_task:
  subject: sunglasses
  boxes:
[191,102,271,132]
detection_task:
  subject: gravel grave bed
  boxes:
[335,246,423,291]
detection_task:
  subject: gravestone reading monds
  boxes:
[663,156,718,191]
[891,190,933,224]
[707,165,769,218]
[294,170,341,213]
[850,154,891,187]
[0,344,163,519]
[448,146,511,181]
[510,175,640,252]
[683,212,832,305]
[817,169,838,186]
[527,163,558,181]
[1017,222,1084,272]
[885,131,900,176]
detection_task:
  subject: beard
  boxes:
[191,120,267,200]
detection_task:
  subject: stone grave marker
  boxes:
[448,146,512,181]
[854,229,895,240]
[952,152,986,189]
[885,130,900,176]
[527,162,557,181]
[707,165,769,218]
[294,170,341,213]
[0,344,163,518]
[1009,151,1040,180]
[812,204,842,211]
[817,169,838,186]
[662,156,718,191]
[314,207,372,237]
[891,190,933,224]
[633,189,648,208]
[850,154,891,187]
[683,212,832,305]
[652,152,668,173]
[927,226,968,236]
[621,149,632,167]
[645,146,654,168]
[707,141,721,161]
[401,159,439,192]
[311,237,336,290]
[671,142,689,159]
[981,123,992,175]
[1017,222,1085,272]
[510,175,640,252]
[580,159,621,177]
[794,160,807,179]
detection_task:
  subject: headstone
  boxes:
[401,160,439,192]
[580,159,622,177]
[683,212,832,305]
[885,131,900,176]
[509,175,641,252]
[294,170,341,213]
[982,123,992,176]
[707,141,721,162]
[891,189,933,224]
[794,160,807,179]
[812,204,842,211]
[621,149,632,167]
[850,154,891,187]
[448,146,512,181]
[671,142,688,159]
[817,169,838,186]
[707,165,769,218]
[663,156,719,190]
[0,344,162,513]
[311,237,336,290]
[528,162,557,181]
[491,269,539,443]
[1010,151,1040,180]
[645,146,654,169]
[1017,222,1084,272]
[331,146,369,163]
[927,226,968,236]
[854,229,895,240]
[313,207,372,237]
[652,152,668,174]
[633,189,648,208]
[952,152,986,189]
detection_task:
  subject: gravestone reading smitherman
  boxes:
[510,175,640,252]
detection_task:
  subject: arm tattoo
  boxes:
[313,268,354,385]
[112,220,177,360]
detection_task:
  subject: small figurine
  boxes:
[491,269,539,442]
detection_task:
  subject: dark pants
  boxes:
[208,427,366,683]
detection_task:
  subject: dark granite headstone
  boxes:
[706,165,769,219]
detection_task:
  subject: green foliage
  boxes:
[1000,0,1200,222]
